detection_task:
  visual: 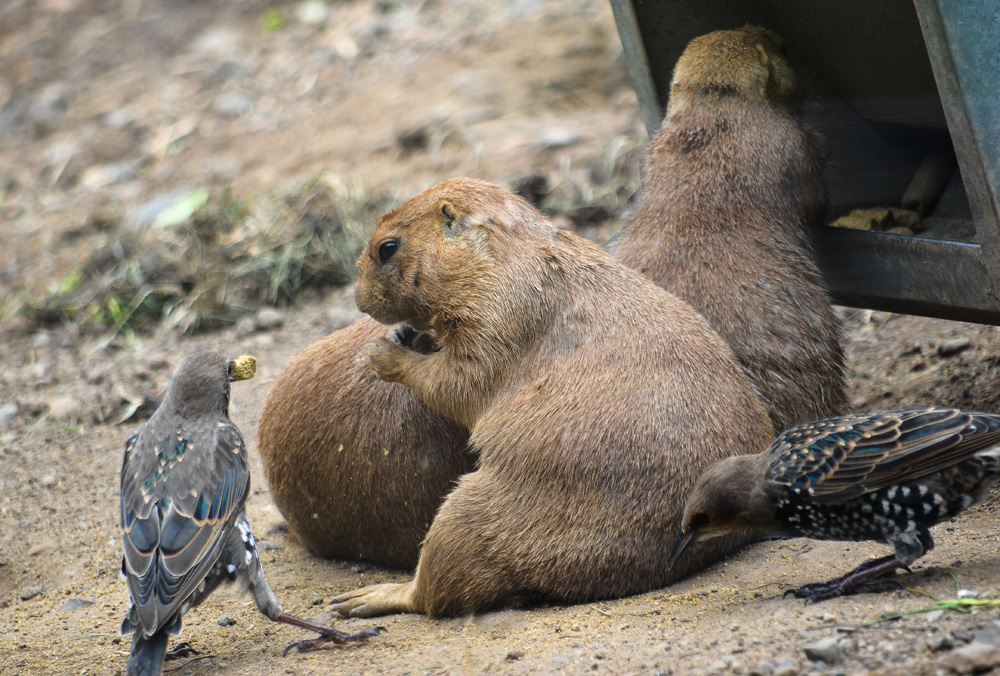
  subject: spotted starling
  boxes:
[667,407,1000,602]
[119,352,383,676]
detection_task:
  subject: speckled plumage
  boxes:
[669,408,1000,601]
[119,352,382,676]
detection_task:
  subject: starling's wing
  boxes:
[765,408,1000,503]
[120,414,250,635]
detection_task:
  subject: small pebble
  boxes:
[28,82,70,136]
[255,307,285,331]
[946,640,1000,673]
[773,657,799,676]
[47,396,82,421]
[218,615,236,627]
[235,316,257,338]
[191,25,243,57]
[938,337,971,357]
[930,633,955,651]
[79,162,135,189]
[41,475,57,488]
[506,650,523,661]
[214,93,253,119]
[535,128,581,150]
[102,107,137,130]
[0,402,18,425]
[923,609,946,623]
[296,0,330,25]
[975,622,1000,648]
[61,598,94,612]
[19,585,45,601]
[953,629,975,644]
[28,542,54,556]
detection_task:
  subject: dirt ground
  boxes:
[2,1,1000,675]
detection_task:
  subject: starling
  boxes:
[668,407,1000,602]
[119,352,383,676]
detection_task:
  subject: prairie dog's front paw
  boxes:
[364,337,412,382]
[391,324,439,354]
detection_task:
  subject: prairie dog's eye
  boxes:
[690,512,710,529]
[377,240,399,264]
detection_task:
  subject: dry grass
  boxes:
[15,173,395,337]
[544,130,645,223]
[12,128,645,338]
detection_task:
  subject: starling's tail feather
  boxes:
[126,631,168,676]
[980,444,1000,470]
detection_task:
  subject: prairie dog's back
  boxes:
[617,27,847,434]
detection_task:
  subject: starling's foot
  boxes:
[786,575,903,603]
[784,554,904,603]
[164,642,200,661]
[282,625,387,656]
[275,612,385,657]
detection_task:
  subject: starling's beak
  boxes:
[666,528,699,570]
[228,355,258,382]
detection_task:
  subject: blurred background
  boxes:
[0,0,644,337]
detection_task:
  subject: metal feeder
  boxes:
[610,0,1000,324]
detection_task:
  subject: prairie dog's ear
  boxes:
[440,200,473,238]
[755,40,795,102]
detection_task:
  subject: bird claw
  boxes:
[282,639,315,657]
[788,575,905,604]
[282,626,386,656]
[784,581,842,604]
[164,642,200,661]
[784,555,905,603]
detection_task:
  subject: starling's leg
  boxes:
[785,554,905,603]
[164,642,200,660]
[227,515,387,657]
[278,614,387,656]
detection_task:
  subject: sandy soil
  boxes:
[2,1,1000,675]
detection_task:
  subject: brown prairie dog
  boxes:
[328,178,774,617]
[616,27,848,433]
[257,317,471,569]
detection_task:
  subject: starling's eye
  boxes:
[377,239,399,264]
[690,513,710,529]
